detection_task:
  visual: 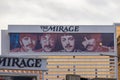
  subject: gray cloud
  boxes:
[0,0,120,25]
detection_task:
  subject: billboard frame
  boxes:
[1,25,117,56]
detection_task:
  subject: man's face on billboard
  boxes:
[20,35,36,51]
[40,34,56,52]
[82,37,97,51]
[61,35,75,52]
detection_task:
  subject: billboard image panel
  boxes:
[10,33,114,53]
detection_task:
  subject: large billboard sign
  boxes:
[10,33,114,53]
[1,25,115,55]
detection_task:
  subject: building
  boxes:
[0,24,119,80]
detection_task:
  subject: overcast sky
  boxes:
[0,0,120,54]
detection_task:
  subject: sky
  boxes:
[0,0,120,54]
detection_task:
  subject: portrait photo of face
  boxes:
[60,34,75,52]
[19,34,37,52]
[39,34,56,52]
[82,36,98,51]
[81,33,113,52]
[10,33,37,52]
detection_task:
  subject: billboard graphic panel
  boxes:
[10,33,114,53]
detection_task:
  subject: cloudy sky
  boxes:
[0,0,120,53]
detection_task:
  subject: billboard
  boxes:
[10,33,114,53]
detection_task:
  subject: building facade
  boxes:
[0,24,118,80]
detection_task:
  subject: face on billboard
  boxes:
[20,34,37,52]
[82,37,98,51]
[40,34,56,52]
[20,37,35,50]
[60,35,75,52]
[81,34,112,52]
